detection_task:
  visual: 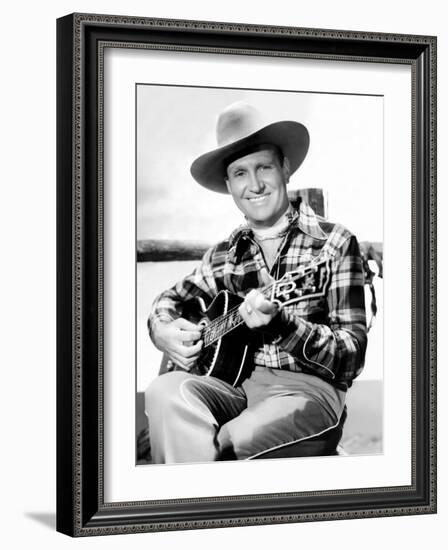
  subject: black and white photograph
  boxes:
[135,84,384,465]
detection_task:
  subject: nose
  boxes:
[247,170,264,193]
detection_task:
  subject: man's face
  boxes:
[225,147,290,228]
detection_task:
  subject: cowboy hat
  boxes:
[190,102,310,194]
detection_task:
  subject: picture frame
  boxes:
[56,12,437,536]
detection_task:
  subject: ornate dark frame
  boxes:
[56,13,437,537]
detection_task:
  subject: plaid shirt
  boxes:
[149,200,367,390]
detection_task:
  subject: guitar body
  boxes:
[183,291,253,387]
[172,259,331,387]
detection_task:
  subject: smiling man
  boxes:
[226,145,290,228]
[145,102,367,464]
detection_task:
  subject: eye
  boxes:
[260,164,273,171]
[233,170,245,178]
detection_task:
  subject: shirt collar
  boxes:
[296,199,328,240]
[228,198,328,248]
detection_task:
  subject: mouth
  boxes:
[247,194,270,203]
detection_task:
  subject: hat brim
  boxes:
[190,121,310,194]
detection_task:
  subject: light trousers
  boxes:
[145,366,346,464]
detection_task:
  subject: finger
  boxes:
[240,299,277,329]
[180,330,203,343]
[171,360,191,371]
[175,318,203,331]
[246,291,276,316]
[256,297,278,315]
[253,292,266,309]
[239,302,248,320]
[247,312,266,328]
[246,289,258,299]
[250,290,262,305]
[239,303,255,328]
[179,340,203,358]
[169,352,195,371]
[246,288,266,305]
[243,290,259,315]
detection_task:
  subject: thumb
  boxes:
[255,294,278,315]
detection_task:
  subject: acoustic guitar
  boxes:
[172,259,332,386]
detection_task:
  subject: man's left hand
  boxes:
[239,289,279,329]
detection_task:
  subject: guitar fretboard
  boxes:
[203,309,243,347]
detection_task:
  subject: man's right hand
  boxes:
[150,318,203,371]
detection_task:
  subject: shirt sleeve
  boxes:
[147,246,219,331]
[268,235,368,386]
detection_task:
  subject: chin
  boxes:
[248,214,277,227]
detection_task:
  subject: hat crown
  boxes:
[191,101,309,194]
[216,102,266,147]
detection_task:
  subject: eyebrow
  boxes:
[229,158,275,173]
[228,164,246,173]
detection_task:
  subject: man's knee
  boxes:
[145,371,192,414]
[217,411,256,459]
[217,399,332,459]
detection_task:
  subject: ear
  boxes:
[282,156,291,183]
[225,178,232,194]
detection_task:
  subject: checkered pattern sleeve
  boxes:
[276,235,368,385]
[147,246,218,330]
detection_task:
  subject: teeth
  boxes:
[248,195,267,202]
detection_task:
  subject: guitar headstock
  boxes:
[269,258,331,307]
